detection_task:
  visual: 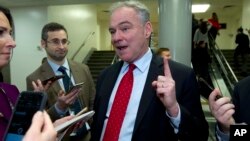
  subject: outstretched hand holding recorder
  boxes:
[198,77,222,100]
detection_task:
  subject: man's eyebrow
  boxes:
[0,26,7,31]
[119,21,130,25]
[110,21,132,28]
[109,21,132,31]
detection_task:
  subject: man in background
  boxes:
[26,22,95,141]
[156,47,172,59]
[234,27,249,76]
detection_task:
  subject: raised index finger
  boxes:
[164,57,172,78]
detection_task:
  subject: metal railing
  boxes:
[111,54,119,64]
[208,34,238,93]
[71,31,95,60]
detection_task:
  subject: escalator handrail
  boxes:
[209,34,238,83]
[209,34,238,90]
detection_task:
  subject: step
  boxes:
[86,50,117,84]
[87,59,113,63]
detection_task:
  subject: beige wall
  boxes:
[216,16,242,50]
[99,20,112,50]
[242,0,250,31]
[11,6,48,91]
[48,4,98,62]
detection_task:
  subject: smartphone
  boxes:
[198,77,222,100]
[68,82,85,92]
[4,91,48,141]
[42,74,65,85]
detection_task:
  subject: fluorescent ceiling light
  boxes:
[192,4,210,13]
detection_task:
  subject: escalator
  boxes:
[208,36,238,97]
[198,35,238,141]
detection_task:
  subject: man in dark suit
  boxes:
[90,1,208,141]
[209,76,250,140]
[234,27,250,76]
[26,22,95,141]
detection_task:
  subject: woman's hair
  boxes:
[212,12,218,22]
[0,5,15,37]
[199,21,207,34]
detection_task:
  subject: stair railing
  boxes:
[111,54,119,64]
[209,34,238,92]
[71,31,95,60]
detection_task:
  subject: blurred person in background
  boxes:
[208,12,220,42]
[156,47,171,59]
[234,27,250,76]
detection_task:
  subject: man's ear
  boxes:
[144,21,153,38]
[41,40,46,48]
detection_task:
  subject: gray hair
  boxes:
[109,1,150,24]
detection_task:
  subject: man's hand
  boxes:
[32,79,52,92]
[56,88,81,111]
[152,57,179,117]
[208,88,235,133]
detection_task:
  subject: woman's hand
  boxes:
[23,111,57,141]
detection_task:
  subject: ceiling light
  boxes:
[192,4,210,13]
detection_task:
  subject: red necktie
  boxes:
[103,64,136,141]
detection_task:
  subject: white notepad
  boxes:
[55,110,95,132]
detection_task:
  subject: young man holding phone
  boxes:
[26,22,95,141]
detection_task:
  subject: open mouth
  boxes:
[116,46,128,50]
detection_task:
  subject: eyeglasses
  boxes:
[47,39,70,46]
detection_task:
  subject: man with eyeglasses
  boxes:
[26,22,96,141]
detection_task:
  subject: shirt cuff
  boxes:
[86,122,90,130]
[216,124,230,141]
[165,104,181,133]
[54,103,68,117]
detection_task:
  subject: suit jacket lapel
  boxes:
[133,55,164,134]
[68,60,80,84]
[41,61,62,97]
[67,60,86,107]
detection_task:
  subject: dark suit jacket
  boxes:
[233,76,250,124]
[26,59,96,121]
[91,55,208,141]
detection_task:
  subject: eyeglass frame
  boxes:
[46,38,70,46]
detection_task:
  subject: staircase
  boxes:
[221,49,250,81]
[87,50,116,84]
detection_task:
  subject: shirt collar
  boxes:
[47,59,70,73]
[122,48,152,73]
